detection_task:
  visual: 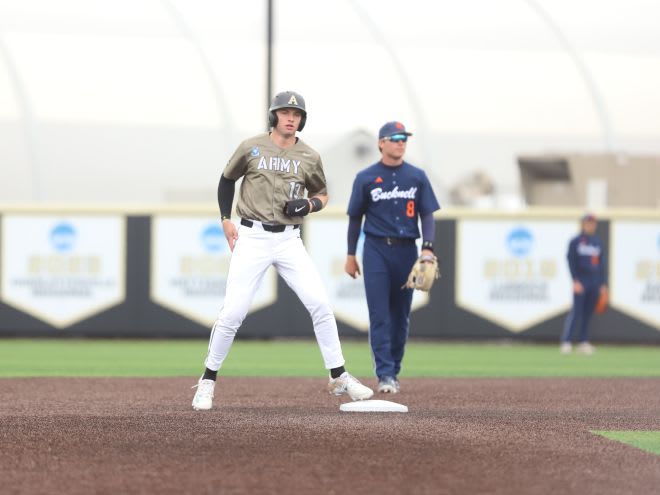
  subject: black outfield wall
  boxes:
[1,212,658,343]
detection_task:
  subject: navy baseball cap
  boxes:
[378,121,413,139]
[581,213,597,222]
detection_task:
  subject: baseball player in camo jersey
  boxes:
[192,91,373,410]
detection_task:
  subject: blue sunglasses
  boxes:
[384,134,408,143]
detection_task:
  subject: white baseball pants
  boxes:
[204,220,346,371]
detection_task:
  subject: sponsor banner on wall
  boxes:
[305,216,428,332]
[610,221,660,329]
[456,219,576,332]
[0,215,125,328]
[150,216,276,326]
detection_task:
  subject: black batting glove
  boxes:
[284,198,311,217]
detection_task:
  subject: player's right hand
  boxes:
[222,219,238,252]
[345,255,361,279]
[573,280,584,294]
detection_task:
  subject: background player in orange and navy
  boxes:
[345,121,440,394]
[560,213,608,355]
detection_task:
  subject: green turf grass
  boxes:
[592,431,660,456]
[0,339,659,378]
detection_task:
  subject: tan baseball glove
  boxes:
[403,255,440,291]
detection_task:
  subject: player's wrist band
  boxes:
[221,215,231,222]
[310,197,323,212]
[422,240,434,252]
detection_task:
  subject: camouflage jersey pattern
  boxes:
[223,133,328,225]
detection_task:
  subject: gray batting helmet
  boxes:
[268,91,307,131]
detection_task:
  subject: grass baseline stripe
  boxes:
[0,339,659,378]
[592,431,660,456]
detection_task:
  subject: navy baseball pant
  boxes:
[561,279,600,343]
[363,236,417,379]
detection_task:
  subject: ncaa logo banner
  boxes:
[610,221,660,330]
[305,216,428,332]
[456,219,575,332]
[150,216,276,326]
[0,215,125,328]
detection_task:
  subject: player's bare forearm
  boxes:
[222,219,238,252]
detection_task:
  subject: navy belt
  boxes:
[241,218,300,233]
[368,235,416,246]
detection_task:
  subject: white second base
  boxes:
[340,399,408,413]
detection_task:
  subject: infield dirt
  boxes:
[1,377,659,494]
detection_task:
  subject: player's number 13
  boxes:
[288,181,302,199]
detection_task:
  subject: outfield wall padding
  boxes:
[0,208,658,342]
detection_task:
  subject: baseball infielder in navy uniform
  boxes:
[191,91,373,410]
[560,213,608,355]
[345,122,440,393]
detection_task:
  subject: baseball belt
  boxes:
[240,218,300,233]
[367,235,416,246]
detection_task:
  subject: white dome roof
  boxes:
[1,0,658,203]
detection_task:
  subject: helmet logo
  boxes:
[288,95,298,105]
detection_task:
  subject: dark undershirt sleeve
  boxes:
[217,174,236,219]
[420,212,435,244]
[600,241,608,286]
[347,216,362,255]
[567,240,578,280]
